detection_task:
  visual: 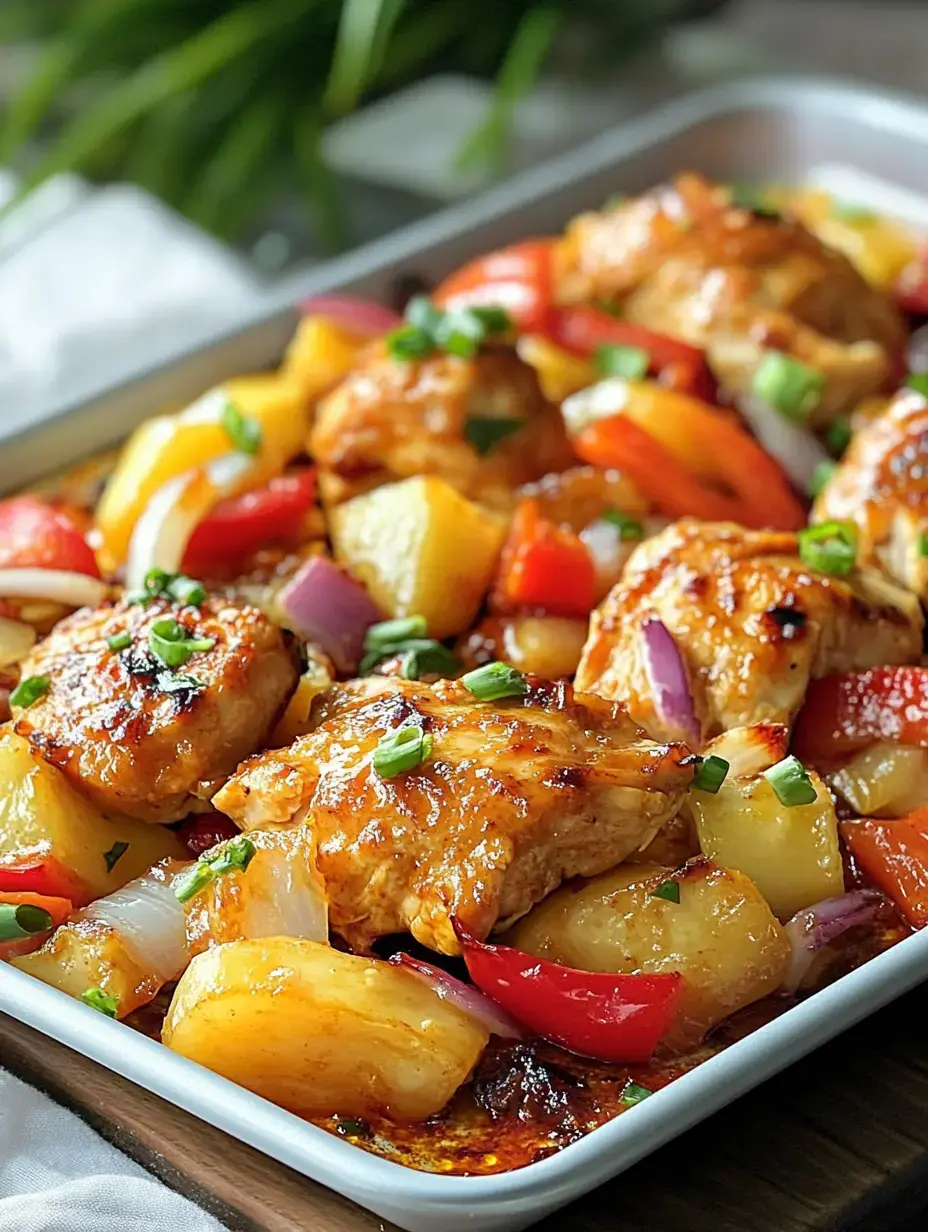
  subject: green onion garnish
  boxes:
[434,308,486,359]
[144,567,170,596]
[651,879,680,904]
[149,618,215,669]
[404,295,443,335]
[797,520,858,576]
[10,675,50,708]
[830,203,876,225]
[905,372,928,399]
[751,351,825,422]
[400,642,460,681]
[826,416,851,457]
[692,755,729,794]
[167,575,208,606]
[106,631,131,652]
[221,400,262,455]
[156,671,203,697]
[173,835,257,904]
[386,323,435,361]
[103,841,129,873]
[808,459,837,499]
[603,193,628,211]
[595,344,650,381]
[82,987,119,1018]
[0,902,53,941]
[365,616,428,649]
[372,725,433,779]
[461,661,528,702]
[763,755,817,807]
[469,305,513,334]
[729,185,781,218]
[593,298,624,318]
[920,531,928,559]
[465,416,523,456]
[602,509,644,541]
[621,1081,653,1106]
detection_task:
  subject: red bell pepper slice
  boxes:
[0,857,94,907]
[0,496,100,578]
[897,249,928,316]
[0,890,72,960]
[793,668,928,764]
[841,810,928,928]
[493,498,596,619]
[182,470,316,574]
[453,919,683,1063]
[176,813,241,858]
[433,239,556,335]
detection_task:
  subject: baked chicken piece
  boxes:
[13,596,300,823]
[813,385,928,599]
[575,520,923,746]
[214,676,693,955]
[554,173,904,423]
[309,343,572,509]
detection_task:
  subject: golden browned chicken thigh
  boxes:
[813,385,928,599]
[13,596,300,822]
[214,676,693,955]
[310,343,572,509]
[554,173,904,422]
[575,520,923,746]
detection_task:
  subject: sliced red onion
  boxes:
[0,568,109,609]
[298,295,401,337]
[277,556,382,674]
[389,951,523,1040]
[640,616,700,748]
[783,888,884,991]
[736,393,830,493]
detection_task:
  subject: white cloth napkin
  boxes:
[0,1068,225,1232]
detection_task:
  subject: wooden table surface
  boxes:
[4,980,928,1232]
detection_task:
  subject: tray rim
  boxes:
[5,71,928,1229]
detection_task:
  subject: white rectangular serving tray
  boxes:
[3,75,928,1232]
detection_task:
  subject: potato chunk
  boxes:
[330,476,506,639]
[689,770,843,919]
[506,858,789,1047]
[163,937,489,1120]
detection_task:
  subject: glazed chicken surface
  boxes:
[575,519,923,746]
[213,675,694,955]
[310,343,573,509]
[813,385,928,599]
[13,596,300,823]
[554,173,905,422]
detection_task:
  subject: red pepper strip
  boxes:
[493,499,596,619]
[550,304,709,376]
[841,810,928,929]
[0,496,100,577]
[0,891,72,960]
[176,813,241,858]
[453,919,683,1063]
[0,858,94,908]
[433,239,556,335]
[793,668,928,765]
[182,470,316,574]
[896,250,928,316]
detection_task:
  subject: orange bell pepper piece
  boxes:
[494,499,596,619]
[841,809,928,928]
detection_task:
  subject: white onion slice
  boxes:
[561,378,629,437]
[125,452,255,591]
[0,616,37,667]
[640,616,700,748]
[389,951,523,1040]
[703,723,789,780]
[84,864,188,981]
[235,837,329,945]
[783,889,884,992]
[0,568,109,608]
[736,393,830,493]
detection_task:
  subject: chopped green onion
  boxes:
[595,344,650,381]
[0,902,53,941]
[386,323,435,361]
[468,305,513,334]
[167,575,207,606]
[729,185,781,219]
[692,755,729,794]
[905,372,928,399]
[365,616,428,649]
[602,509,644,541]
[156,671,204,697]
[174,835,256,903]
[360,636,452,677]
[334,1117,370,1138]
[149,618,215,668]
[82,987,119,1018]
[752,351,825,422]
[221,400,262,456]
[621,1081,653,1106]
[797,521,858,576]
[465,416,523,456]
[10,675,50,708]
[651,879,680,904]
[830,203,876,225]
[434,308,486,359]
[372,725,433,779]
[400,642,460,681]
[603,193,628,211]
[103,841,129,873]
[144,567,170,596]
[920,531,928,558]
[826,416,851,457]
[763,755,817,807]
[404,295,443,334]
[593,298,624,318]
[461,661,528,702]
[106,631,131,652]
[808,459,837,499]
